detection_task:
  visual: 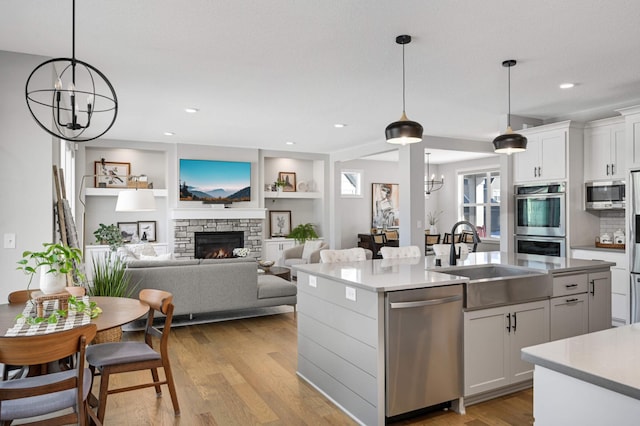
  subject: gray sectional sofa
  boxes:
[124,257,297,318]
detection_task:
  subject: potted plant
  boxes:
[274,178,286,192]
[427,210,443,234]
[17,243,84,294]
[93,223,125,251]
[89,253,137,343]
[288,223,319,244]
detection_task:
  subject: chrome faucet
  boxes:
[449,221,482,265]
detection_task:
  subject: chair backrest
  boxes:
[65,286,87,297]
[425,234,441,245]
[380,246,422,259]
[384,230,399,241]
[320,248,368,263]
[139,289,174,351]
[461,231,476,243]
[0,324,96,422]
[7,289,40,304]
[443,233,461,244]
[372,233,387,244]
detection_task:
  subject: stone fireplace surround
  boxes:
[173,218,263,259]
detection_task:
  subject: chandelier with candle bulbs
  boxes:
[424,153,444,197]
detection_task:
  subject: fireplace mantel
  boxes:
[171,208,266,220]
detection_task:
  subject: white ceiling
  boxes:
[3,0,640,155]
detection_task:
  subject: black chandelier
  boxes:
[492,59,527,154]
[25,0,118,142]
[385,35,423,145]
[424,153,444,197]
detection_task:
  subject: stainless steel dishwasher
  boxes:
[385,284,463,418]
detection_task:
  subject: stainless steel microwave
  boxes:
[585,180,625,210]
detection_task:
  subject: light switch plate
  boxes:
[345,286,356,301]
[4,233,16,249]
[309,275,317,288]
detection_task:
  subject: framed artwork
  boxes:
[372,183,400,229]
[117,222,138,243]
[278,171,296,192]
[94,161,130,188]
[138,220,157,242]
[269,210,292,237]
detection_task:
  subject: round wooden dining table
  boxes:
[0,296,149,334]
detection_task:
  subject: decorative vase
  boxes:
[39,266,67,294]
[429,225,438,235]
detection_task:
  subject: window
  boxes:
[340,169,362,197]
[459,169,500,239]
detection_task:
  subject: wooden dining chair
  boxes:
[0,324,99,426]
[425,234,441,255]
[86,289,180,423]
[443,233,461,244]
[7,289,40,304]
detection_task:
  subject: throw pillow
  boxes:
[117,246,138,261]
[139,252,173,261]
[127,243,157,258]
[301,240,323,262]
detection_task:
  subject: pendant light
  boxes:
[385,35,423,145]
[25,0,118,142]
[424,153,444,197]
[493,59,527,154]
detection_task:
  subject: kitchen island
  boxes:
[294,252,614,426]
[522,324,640,425]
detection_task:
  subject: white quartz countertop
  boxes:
[294,251,614,293]
[522,324,640,400]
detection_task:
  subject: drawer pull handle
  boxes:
[565,298,579,303]
[565,284,578,288]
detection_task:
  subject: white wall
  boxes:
[0,51,56,301]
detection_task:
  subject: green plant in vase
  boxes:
[17,242,84,294]
[93,223,125,251]
[274,178,286,191]
[288,223,319,244]
[89,253,136,297]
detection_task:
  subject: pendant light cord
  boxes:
[507,62,511,128]
[402,42,407,114]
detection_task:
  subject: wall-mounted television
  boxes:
[179,159,251,203]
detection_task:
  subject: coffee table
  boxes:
[259,265,291,281]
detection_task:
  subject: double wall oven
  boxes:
[514,182,566,257]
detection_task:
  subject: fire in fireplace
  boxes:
[195,231,244,259]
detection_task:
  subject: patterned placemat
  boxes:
[5,296,91,336]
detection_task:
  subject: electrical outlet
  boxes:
[309,275,317,288]
[345,286,356,301]
[4,233,16,249]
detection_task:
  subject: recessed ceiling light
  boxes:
[559,83,575,89]
[334,123,347,128]
[285,141,295,145]
[163,131,175,136]
[184,107,199,113]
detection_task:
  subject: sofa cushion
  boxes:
[126,259,200,268]
[284,258,306,267]
[257,275,297,299]
[139,252,174,261]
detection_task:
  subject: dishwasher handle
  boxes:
[389,294,462,309]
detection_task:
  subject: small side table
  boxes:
[259,265,291,281]
[31,291,71,318]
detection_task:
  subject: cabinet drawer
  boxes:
[552,273,588,297]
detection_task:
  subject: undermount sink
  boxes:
[431,264,552,310]
[436,264,544,281]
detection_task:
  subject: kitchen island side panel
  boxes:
[297,271,386,426]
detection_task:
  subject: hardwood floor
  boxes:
[99,311,533,425]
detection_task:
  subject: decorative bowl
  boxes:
[258,260,275,270]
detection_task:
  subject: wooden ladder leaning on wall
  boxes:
[52,165,83,285]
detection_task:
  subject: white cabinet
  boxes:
[571,248,628,326]
[514,128,566,183]
[464,299,549,396]
[263,238,296,265]
[550,293,588,341]
[588,270,612,332]
[584,117,626,181]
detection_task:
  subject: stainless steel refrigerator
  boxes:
[630,170,640,323]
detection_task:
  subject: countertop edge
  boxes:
[521,348,640,401]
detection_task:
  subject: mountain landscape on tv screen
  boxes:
[180,183,251,203]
